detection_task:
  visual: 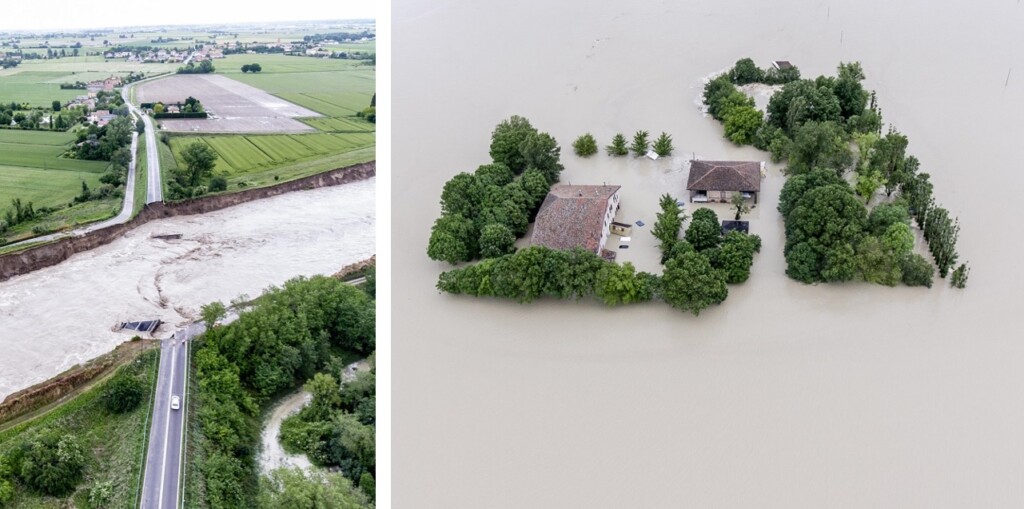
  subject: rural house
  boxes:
[686,160,763,204]
[530,184,621,258]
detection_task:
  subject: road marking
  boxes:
[157,342,177,509]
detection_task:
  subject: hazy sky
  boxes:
[2,0,376,31]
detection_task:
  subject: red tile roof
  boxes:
[686,160,761,193]
[530,185,620,253]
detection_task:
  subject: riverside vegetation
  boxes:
[186,275,376,509]
[703,58,967,288]
[432,117,761,315]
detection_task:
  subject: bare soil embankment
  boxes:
[0,162,375,282]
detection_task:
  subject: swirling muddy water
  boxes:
[0,179,374,400]
[393,0,1024,507]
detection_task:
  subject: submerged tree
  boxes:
[630,130,650,157]
[572,133,598,157]
[652,132,674,157]
[606,133,628,156]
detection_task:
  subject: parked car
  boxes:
[171,395,180,410]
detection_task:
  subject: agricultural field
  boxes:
[0,130,109,208]
[168,132,374,188]
[218,54,375,130]
[0,57,177,106]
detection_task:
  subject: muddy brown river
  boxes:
[0,179,374,401]
[393,0,1023,507]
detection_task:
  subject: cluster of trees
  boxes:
[727,58,801,85]
[0,58,19,68]
[605,131,674,157]
[279,360,376,500]
[653,200,762,313]
[0,432,86,500]
[240,63,263,73]
[779,169,935,286]
[168,141,221,200]
[427,116,563,264]
[303,31,375,44]
[191,276,374,508]
[177,59,215,74]
[437,199,762,315]
[708,59,967,288]
[1,198,37,233]
[257,468,372,508]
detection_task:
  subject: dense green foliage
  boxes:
[257,468,371,509]
[652,194,684,259]
[4,432,86,497]
[950,262,970,289]
[428,117,562,264]
[190,276,375,509]
[605,133,628,156]
[102,370,145,414]
[572,133,598,157]
[279,365,376,487]
[169,141,220,200]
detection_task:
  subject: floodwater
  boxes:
[393,0,1024,507]
[0,179,374,401]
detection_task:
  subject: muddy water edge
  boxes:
[0,178,375,401]
[393,0,1024,507]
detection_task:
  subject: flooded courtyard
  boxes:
[393,0,1024,507]
[0,179,375,401]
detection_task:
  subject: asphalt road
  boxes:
[139,323,203,509]
[124,81,163,203]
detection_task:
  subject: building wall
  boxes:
[597,191,620,252]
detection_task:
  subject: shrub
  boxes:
[630,130,650,157]
[950,262,969,289]
[209,176,228,192]
[572,133,598,157]
[605,134,628,156]
[17,433,86,496]
[103,371,145,413]
[901,254,934,288]
[652,132,673,157]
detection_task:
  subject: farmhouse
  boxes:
[686,160,763,204]
[530,184,621,258]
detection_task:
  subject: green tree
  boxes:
[787,120,853,174]
[572,133,598,157]
[605,133,628,156]
[478,222,515,258]
[728,57,764,84]
[257,468,371,509]
[766,79,842,135]
[870,129,911,196]
[17,433,86,496]
[833,61,868,120]
[629,130,649,157]
[685,208,721,251]
[305,373,341,421]
[489,116,536,173]
[652,132,673,157]
[102,371,145,413]
[730,192,751,220]
[359,472,375,501]
[722,105,763,145]
[201,300,228,326]
[923,204,959,278]
[177,141,219,187]
[867,202,910,236]
[784,183,867,283]
[651,194,684,256]
[427,214,477,264]
[474,163,514,187]
[901,253,935,287]
[51,100,61,112]
[661,251,728,315]
[594,262,654,305]
[714,231,761,284]
[439,172,482,217]
[519,132,563,184]
[950,262,969,289]
[855,169,883,204]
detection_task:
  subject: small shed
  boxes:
[610,221,633,236]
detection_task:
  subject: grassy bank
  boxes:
[0,348,160,508]
[132,137,148,217]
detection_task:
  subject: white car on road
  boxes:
[171,395,180,410]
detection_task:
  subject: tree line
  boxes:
[704,58,967,288]
[427,116,564,264]
[572,131,675,158]
[437,196,762,316]
[189,275,375,508]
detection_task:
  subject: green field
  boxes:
[0,57,177,106]
[169,132,374,188]
[218,54,375,130]
[0,349,158,509]
[0,130,109,209]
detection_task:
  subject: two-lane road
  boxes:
[123,80,163,204]
[139,324,202,509]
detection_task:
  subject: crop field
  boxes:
[170,133,374,176]
[0,130,109,208]
[219,54,375,130]
[0,57,177,106]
